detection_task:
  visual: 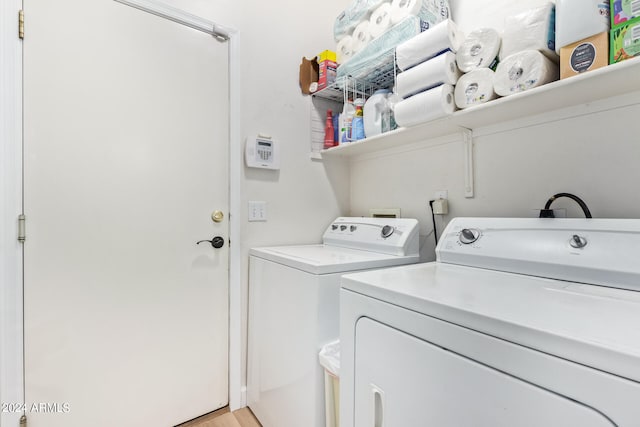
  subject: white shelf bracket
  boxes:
[462,128,474,199]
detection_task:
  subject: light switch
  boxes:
[248,201,267,222]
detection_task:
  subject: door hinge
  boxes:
[18,214,26,243]
[20,414,27,426]
[19,10,24,39]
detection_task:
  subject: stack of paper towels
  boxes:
[394,19,463,128]
[453,28,501,109]
[494,3,559,97]
[335,0,451,65]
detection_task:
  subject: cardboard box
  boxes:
[561,32,609,79]
[299,56,319,95]
[611,0,640,28]
[317,50,337,91]
[610,17,640,63]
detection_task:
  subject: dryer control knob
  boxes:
[459,228,480,244]
[381,225,395,238]
[570,234,588,249]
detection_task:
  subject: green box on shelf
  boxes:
[610,16,640,63]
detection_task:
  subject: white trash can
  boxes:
[319,340,341,427]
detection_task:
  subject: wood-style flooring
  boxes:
[178,407,262,427]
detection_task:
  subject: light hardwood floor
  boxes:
[178,407,262,427]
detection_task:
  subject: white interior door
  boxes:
[23,1,230,426]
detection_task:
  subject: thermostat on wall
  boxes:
[245,134,280,170]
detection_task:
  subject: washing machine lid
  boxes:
[341,262,640,383]
[250,244,419,275]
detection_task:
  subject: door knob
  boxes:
[211,210,224,223]
[197,236,225,249]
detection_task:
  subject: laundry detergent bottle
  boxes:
[363,89,391,138]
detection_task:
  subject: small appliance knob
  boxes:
[350,225,357,232]
[570,234,588,249]
[459,228,480,245]
[331,224,338,230]
[381,225,395,238]
[340,225,347,231]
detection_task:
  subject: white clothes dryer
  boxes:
[247,217,420,427]
[340,218,640,427]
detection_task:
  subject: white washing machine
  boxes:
[340,217,640,427]
[247,217,420,427]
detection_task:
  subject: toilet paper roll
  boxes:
[555,0,610,53]
[369,3,393,39]
[396,51,461,98]
[337,36,355,64]
[493,50,559,97]
[351,21,373,53]
[502,2,559,63]
[390,0,450,28]
[394,84,456,127]
[396,19,464,71]
[456,28,501,73]
[454,68,498,109]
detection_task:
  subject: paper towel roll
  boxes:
[502,2,559,63]
[454,68,497,109]
[369,3,393,39]
[556,0,610,53]
[396,51,461,98]
[396,19,464,71]
[351,21,372,53]
[394,84,455,127]
[456,28,501,73]
[337,36,355,64]
[493,50,559,97]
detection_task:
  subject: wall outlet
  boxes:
[248,201,267,221]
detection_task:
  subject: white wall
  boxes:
[349,0,640,262]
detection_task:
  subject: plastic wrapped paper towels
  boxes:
[501,3,558,63]
[337,36,354,64]
[390,0,450,28]
[493,50,559,97]
[394,84,456,128]
[396,51,461,98]
[351,21,372,53]
[396,19,464,71]
[369,3,393,39]
[456,28,501,73]
[337,15,424,84]
[334,0,388,41]
[454,68,498,109]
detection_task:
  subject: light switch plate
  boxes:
[248,201,267,222]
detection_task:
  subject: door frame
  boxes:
[1,0,25,425]
[0,0,244,420]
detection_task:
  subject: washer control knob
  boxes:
[340,225,347,231]
[570,234,588,249]
[331,224,338,231]
[381,225,395,238]
[350,225,357,232]
[459,228,480,245]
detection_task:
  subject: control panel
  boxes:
[436,217,640,292]
[323,217,419,257]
